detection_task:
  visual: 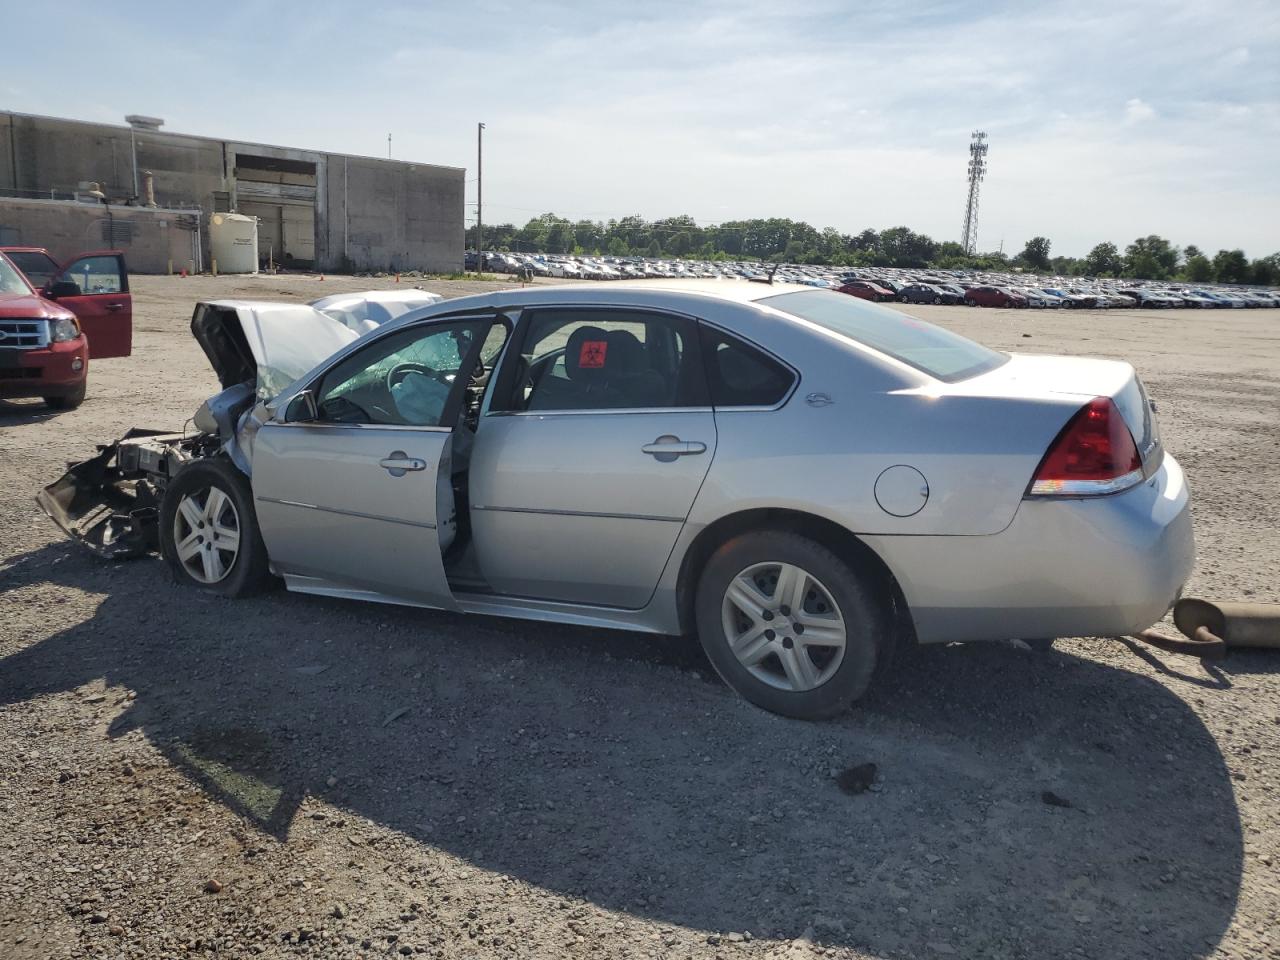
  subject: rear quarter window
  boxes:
[759,289,1007,383]
[698,326,795,407]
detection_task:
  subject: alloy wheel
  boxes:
[721,562,847,692]
[173,485,241,584]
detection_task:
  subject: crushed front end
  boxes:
[36,429,223,559]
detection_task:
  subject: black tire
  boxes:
[899,294,909,303]
[965,298,977,307]
[931,296,942,304]
[44,378,87,410]
[694,530,888,720]
[159,457,270,597]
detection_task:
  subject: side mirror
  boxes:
[45,280,81,299]
[283,390,318,423]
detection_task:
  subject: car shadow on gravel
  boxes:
[0,542,1244,959]
[0,398,62,426]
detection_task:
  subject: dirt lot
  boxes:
[2,274,1278,960]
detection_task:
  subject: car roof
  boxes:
[470,278,816,308]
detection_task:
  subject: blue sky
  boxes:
[4,0,1277,258]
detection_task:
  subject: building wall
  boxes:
[0,197,201,274]
[1,113,463,273]
[327,155,464,273]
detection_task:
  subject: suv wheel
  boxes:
[159,458,270,597]
[695,531,888,719]
[44,379,87,410]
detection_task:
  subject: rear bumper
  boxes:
[868,455,1195,644]
[0,338,88,399]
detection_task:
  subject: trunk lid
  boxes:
[956,353,1161,469]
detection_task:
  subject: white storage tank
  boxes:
[209,213,259,274]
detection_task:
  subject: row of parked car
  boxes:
[467,251,1280,309]
[835,276,1280,309]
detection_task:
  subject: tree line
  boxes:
[466,213,1280,286]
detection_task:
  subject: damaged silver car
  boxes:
[38,281,1194,719]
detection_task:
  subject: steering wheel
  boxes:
[386,361,453,393]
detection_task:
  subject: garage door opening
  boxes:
[234,154,317,270]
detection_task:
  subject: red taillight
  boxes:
[1029,397,1143,496]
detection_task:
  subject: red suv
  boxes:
[0,249,132,409]
[962,285,1027,308]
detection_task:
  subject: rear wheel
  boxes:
[931,296,942,304]
[695,531,887,720]
[159,458,270,597]
[44,379,86,410]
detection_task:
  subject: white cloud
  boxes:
[1124,98,1157,125]
[2,0,1279,256]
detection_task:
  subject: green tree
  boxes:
[646,237,662,258]
[1018,236,1052,271]
[878,226,938,267]
[1183,254,1214,282]
[1124,235,1179,280]
[1083,242,1123,277]
[1212,249,1250,284]
[1251,253,1280,286]
[544,219,573,254]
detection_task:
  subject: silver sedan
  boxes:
[39,281,1194,719]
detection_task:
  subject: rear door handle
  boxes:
[379,452,427,476]
[641,435,707,462]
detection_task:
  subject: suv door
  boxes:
[251,316,501,607]
[468,306,716,608]
[49,252,133,358]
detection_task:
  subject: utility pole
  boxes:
[476,122,485,273]
[387,133,392,159]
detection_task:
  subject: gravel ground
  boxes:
[1,275,1277,960]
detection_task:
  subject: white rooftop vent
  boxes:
[125,115,164,131]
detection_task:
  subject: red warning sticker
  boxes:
[579,340,608,368]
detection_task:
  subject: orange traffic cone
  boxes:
[318,273,325,281]
[395,273,401,283]
[180,267,187,278]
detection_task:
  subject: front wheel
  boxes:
[695,531,888,720]
[899,294,909,303]
[932,296,942,304]
[159,457,270,597]
[44,378,87,410]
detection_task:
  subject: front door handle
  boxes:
[641,435,707,462]
[379,451,427,477]
[104,303,124,312]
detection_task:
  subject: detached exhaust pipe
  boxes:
[1174,599,1280,650]
[1130,598,1280,660]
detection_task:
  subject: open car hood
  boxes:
[190,289,442,401]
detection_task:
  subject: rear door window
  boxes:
[501,308,707,411]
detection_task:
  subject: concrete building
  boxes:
[0,111,464,273]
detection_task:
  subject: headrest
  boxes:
[564,325,612,381]
[605,329,645,374]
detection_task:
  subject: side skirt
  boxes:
[280,574,671,635]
